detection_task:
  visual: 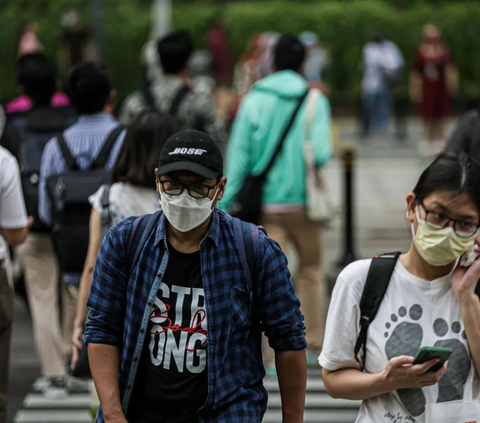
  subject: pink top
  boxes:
[4,92,71,113]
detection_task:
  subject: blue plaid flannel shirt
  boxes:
[85,209,306,423]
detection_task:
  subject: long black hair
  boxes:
[413,152,480,212]
[112,109,177,189]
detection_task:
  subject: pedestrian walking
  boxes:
[71,109,177,370]
[38,62,125,397]
[221,34,333,370]
[0,145,29,423]
[17,21,43,58]
[4,53,77,400]
[411,24,457,155]
[361,28,404,137]
[4,53,70,115]
[85,129,307,423]
[119,31,227,152]
[321,153,480,422]
[207,14,232,87]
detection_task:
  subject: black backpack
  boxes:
[355,252,480,370]
[6,106,77,232]
[46,125,124,273]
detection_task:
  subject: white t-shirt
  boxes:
[0,146,28,261]
[362,41,404,93]
[89,182,159,226]
[319,259,480,423]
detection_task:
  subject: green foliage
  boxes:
[1,0,480,106]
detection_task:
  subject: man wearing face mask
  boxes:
[84,129,307,423]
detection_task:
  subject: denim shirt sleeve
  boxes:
[84,218,133,347]
[256,232,307,351]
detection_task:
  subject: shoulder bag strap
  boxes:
[92,125,125,169]
[261,89,309,178]
[169,85,191,117]
[56,132,79,171]
[305,90,320,142]
[354,252,401,370]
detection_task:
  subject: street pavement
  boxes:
[7,117,457,423]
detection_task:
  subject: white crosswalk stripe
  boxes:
[15,370,360,422]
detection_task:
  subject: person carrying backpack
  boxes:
[320,152,480,423]
[38,62,125,398]
[84,129,307,423]
[5,53,77,401]
[119,31,228,153]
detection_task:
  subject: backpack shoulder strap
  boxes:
[169,85,191,117]
[232,217,260,292]
[101,184,112,228]
[126,211,162,275]
[56,132,79,171]
[355,252,401,370]
[92,125,125,169]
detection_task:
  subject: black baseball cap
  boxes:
[156,130,223,180]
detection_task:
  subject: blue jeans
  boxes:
[362,91,392,135]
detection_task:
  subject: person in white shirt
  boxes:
[361,28,404,137]
[0,146,29,423]
[320,152,480,423]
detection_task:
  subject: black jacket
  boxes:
[446,110,480,159]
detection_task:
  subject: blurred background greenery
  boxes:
[1,0,480,110]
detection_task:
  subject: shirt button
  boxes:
[127,385,132,390]
[133,356,139,362]
[147,302,153,307]
[158,273,163,278]
[140,329,145,334]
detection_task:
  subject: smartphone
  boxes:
[413,347,452,373]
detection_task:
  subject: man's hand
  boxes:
[381,356,448,391]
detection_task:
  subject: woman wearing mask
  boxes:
[71,109,177,368]
[411,24,457,155]
[320,153,480,423]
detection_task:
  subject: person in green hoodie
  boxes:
[220,34,333,368]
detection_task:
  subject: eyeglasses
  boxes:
[159,180,218,199]
[418,201,479,239]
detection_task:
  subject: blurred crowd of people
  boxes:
[0,9,479,423]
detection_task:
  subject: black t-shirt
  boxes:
[127,243,208,423]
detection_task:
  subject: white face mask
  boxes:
[160,187,219,233]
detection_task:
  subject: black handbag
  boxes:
[229,90,309,224]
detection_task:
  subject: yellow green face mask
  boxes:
[413,209,475,267]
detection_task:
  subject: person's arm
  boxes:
[0,151,29,245]
[84,219,132,420]
[38,140,56,225]
[275,350,307,423]
[323,357,447,400]
[311,93,333,167]
[256,235,307,421]
[217,95,255,213]
[71,209,103,369]
[88,344,127,423]
[452,240,480,376]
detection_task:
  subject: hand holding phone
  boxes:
[413,347,452,373]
